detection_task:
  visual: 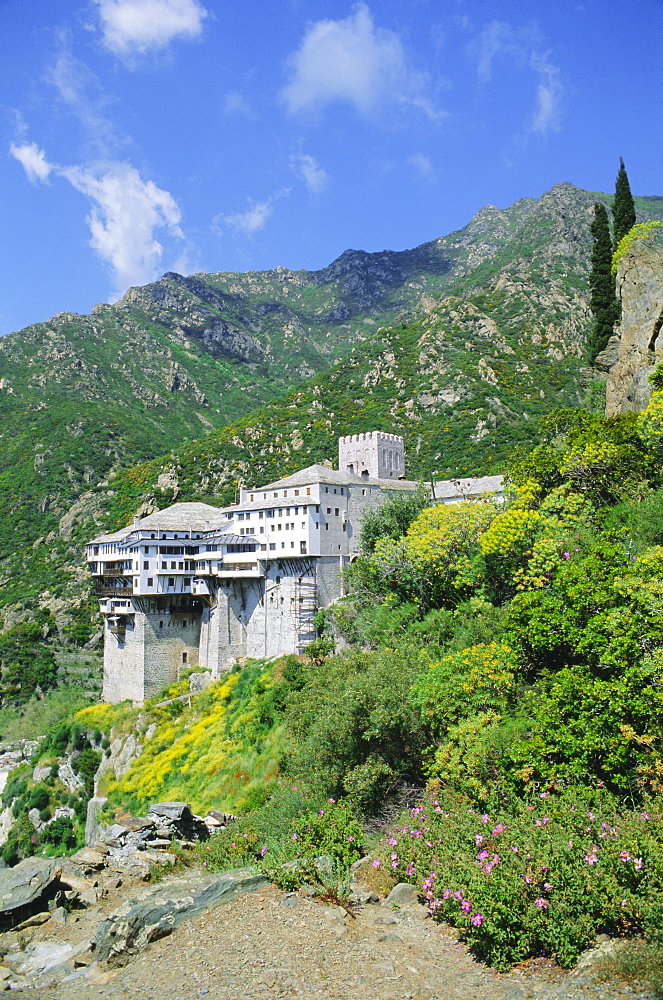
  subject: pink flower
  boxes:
[461,900,472,913]
[471,912,484,926]
[585,852,598,865]
[634,857,643,870]
[260,846,267,857]
[481,815,491,824]
[347,835,355,841]
[328,798,335,803]
[535,898,549,909]
[475,834,485,846]
[388,837,397,846]
[290,834,298,841]
[372,859,381,869]
[620,850,632,863]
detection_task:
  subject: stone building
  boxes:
[87,433,503,704]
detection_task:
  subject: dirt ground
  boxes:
[18,881,652,1000]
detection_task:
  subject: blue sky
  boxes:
[1,0,661,336]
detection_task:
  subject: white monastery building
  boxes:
[87,433,502,704]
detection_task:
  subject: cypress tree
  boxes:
[612,157,636,248]
[587,202,618,362]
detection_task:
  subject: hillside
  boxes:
[2,182,663,629]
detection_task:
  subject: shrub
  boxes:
[41,815,76,848]
[373,788,663,971]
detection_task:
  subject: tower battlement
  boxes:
[338,431,405,480]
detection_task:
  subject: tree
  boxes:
[587,202,618,362]
[612,157,636,249]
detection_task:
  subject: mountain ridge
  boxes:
[2,181,663,634]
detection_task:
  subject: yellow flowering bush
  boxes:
[638,391,663,454]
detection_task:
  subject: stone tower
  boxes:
[338,431,405,480]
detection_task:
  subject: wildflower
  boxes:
[442,889,451,899]
[260,846,267,857]
[588,811,595,820]
[318,809,325,817]
[642,812,650,821]
[585,852,598,865]
[454,891,463,901]
[290,834,298,841]
[535,898,549,909]
[388,837,397,847]
[511,845,520,853]
[544,883,552,890]
[471,912,484,926]
[475,834,485,846]
[390,853,398,861]
[481,814,491,824]
[461,900,472,914]
[634,857,643,870]
[492,824,507,837]
[347,835,355,842]
[620,851,631,862]
[372,859,381,869]
[521,875,533,884]
[542,817,549,826]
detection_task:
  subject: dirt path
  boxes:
[26,883,648,1000]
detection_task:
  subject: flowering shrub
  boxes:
[373,788,663,970]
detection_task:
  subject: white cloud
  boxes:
[221,189,290,237]
[470,21,563,140]
[529,52,563,135]
[10,142,53,184]
[223,91,254,118]
[280,2,440,119]
[292,153,328,194]
[46,37,118,154]
[62,162,183,296]
[96,0,207,56]
[408,152,435,182]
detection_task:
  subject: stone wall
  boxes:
[605,243,663,417]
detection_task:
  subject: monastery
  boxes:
[86,432,503,704]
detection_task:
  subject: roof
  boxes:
[433,475,504,499]
[244,463,420,493]
[88,502,229,544]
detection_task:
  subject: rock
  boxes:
[93,867,269,963]
[384,883,420,907]
[148,802,192,823]
[69,849,106,870]
[117,816,155,832]
[605,242,663,416]
[57,761,83,793]
[27,809,43,832]
[31,765,50,784]
[92,843,110,855]
[13,912,50,931]
[189,671,211,694]
[207,809,236,825]
[0,859,62,930]
[84,797,107,848]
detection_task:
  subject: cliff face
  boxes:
[604,243,663,416]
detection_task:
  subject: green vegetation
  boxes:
[613,158,637,248]
[588,203,618,361]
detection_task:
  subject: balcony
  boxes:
[96,587,134,597]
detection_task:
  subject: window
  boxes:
[260,526,264,534]
[269,543,276,550]
[281,542,285,549]
[144,547,149,554]
[245,513,250,520]
[182,620,187,628]
[143,561,149,570]
[237,512,244,521]
[250,494,254,501]
[335,508,339,516]
[295,489,299,496]
[314,522,318,529]
[306,488,310,495]
[315,505,320,513]
[301,522,305,529]
[182,652,187,664]
[334,488,337,494]
[327,507,332,514]
[259,511,264,519]
[162,562,167,569]
[277,524,282,531]
[168,577,175,587]
[171,561,176,569]
[285,523,289,531]
[260,544,267,551]
[300,541,307,554]
[273,492,278,498]
[283,491,287,497]
[291,523,294,529]
[271,524,275,532]
[159,620,163,629]
[325,487,329,493]
[147,578,153,586]
[291,541,295,548]
[184,578,191,588]
[325,524,329,531]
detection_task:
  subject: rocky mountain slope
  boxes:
[2,182,663,629]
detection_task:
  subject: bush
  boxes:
[41,815,76,849]
[2,814,38,866]
[374,788,663,971]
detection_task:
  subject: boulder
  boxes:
[384,883,420,907]
[93,867,269,963]
[70,849,106,871]
[0,858,62,930]
[148,802,191,823]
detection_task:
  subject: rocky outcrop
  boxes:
[605,243,663,416]
[93,867,268,962]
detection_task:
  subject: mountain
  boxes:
[2,182,663,632]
